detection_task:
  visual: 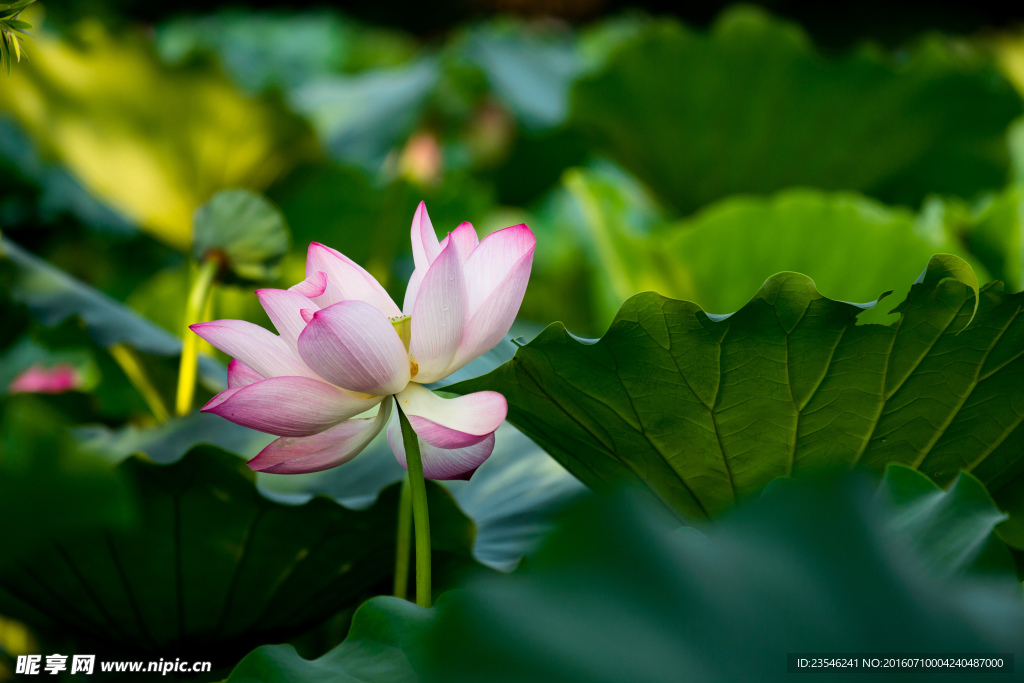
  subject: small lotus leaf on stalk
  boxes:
[0,0,34,75]
[175,190,289,417]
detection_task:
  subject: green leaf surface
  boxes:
[1,237,226,391]
[571,8,1022,214]
[422,476,1024,683]
[225,597,433,683]
[0,445,479,662]
[449,255,1024,521]
[566,170,987,327]
[192,189,290,282]
[0,395,135,571]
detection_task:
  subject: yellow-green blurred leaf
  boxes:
[0,21,316,250]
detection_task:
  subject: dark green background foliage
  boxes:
[3,0,1024,680]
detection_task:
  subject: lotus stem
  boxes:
[393,477,413,600]
[175,258,219,416]
[108,343,170,423]
[396,398,431,608]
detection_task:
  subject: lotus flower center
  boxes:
[390,315,418,379]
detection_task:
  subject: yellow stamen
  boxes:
[390,315,418,379]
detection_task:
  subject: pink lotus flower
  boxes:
[8,363,81,394]
[191,203,534,480]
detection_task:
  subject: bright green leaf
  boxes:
[449,255,1022,522]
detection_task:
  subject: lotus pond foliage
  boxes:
[2,1,1024,681]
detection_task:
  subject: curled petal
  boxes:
[227,360,262,389]
[190,319,314,379]
[289,271,328,298]
[409,240,467,383]
[410,201,441,271]
[201,375,380,437]
[256,288,319,349]
[306,243,401,318]
[394,383,506,449]
[297,300,411,395]
[249,400,392,474]
[388,414,495,481]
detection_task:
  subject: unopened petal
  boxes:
[248,400,392,474]
[289,271,328,298]
[306,243,401,317]
[190,319,314,379]
[409,240,467,383]
[444,221,479,263]
[256,288,320,350]
[297,300,411,395]
[394,383,506,449]
[388,413,495,481]
[410,201,441,270]
[227,360,263,389]
[201,375,380,437]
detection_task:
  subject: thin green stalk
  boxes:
[396,398,431,608]
[393,477,413,600]
[175,258,219,416]
[108,343,170,423]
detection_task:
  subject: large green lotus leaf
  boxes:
[571,8,1022,214]
[225,468,1017,682]
[1,237,226,391]
[0,446,479,662]
[156,11,417,95]
[0,21,314,250]
[564,169,986,329]
[422,475,1024,683]
[225,596,433,683]
[448,254,1024,522]
[0,395,135,571]
[291,58,438,170]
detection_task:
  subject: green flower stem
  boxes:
[393,477,413,600]
[396,398,431,608]
[175,258,219,416]
[108,343,170,423]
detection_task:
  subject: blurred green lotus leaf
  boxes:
[448,255,1024,524]
[564,168,987,329]
[0,445,481,663]
[291,58,439,169]
[422,475,1024,683]
[157,10,418,94]
[876,464,1013,578]
[1,236,226,391]
[192,189,290,282]
[572,7,1022,214]
[0,20,314,251]
[226,596,434,682]
[0,395,135,571]
[939,187,1024,292]
[225,467,1020,682]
